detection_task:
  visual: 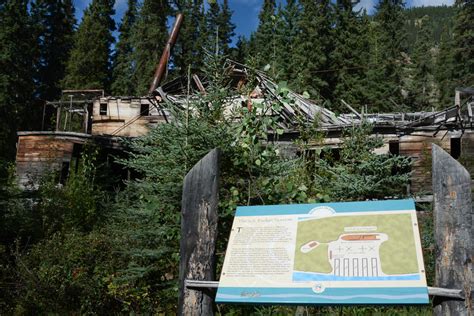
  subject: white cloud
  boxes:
[354,0,378,15]
[409,0,455,7]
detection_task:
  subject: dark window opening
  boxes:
[100,103,107,115]
[140,103,149,116]
[389,141,400,155]
[320,147,341,162]
[59,161,70,184]
[450,138,461,159]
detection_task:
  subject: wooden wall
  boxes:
[91,97,168,137]
[16,134,86,189]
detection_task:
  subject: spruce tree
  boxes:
[131,0,169,95]
[452,0,474,89]
[205,0,220,54]
[62,0,115,90]
[173,0,206,75]
[31,0,76,101]
[367,0,406,112]
[249,0,277,71]
[111,0,137,95]
[436,27,455,107]
[274,0,300,82]
[216,0,235,56]
[292,0,334,100]
[230,36,249,63]
[0,0,36,161]
[331,0,371,112]
[409,16,437,110]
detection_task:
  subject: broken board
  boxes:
[216,199,429,305]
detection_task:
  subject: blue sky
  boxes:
[74,0,455,41]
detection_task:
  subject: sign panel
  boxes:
[216,199,429,305]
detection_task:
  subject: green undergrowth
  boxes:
[0,55,435,314]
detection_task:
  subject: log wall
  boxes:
[15,133,88,189]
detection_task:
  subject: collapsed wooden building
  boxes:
[15,13,474,193]
[15,59,474,195]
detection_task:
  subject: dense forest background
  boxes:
[0,0,473,314]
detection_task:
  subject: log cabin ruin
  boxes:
[15,14,474,195]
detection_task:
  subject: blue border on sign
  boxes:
[215,286,429,305]
[235,199,415,217]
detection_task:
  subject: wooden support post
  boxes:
[178,149,220,316]
[432,144,473,315]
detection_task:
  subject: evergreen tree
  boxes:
[31,0,76,101]
[0,0,36,161]
[274,0,300,82]
[173,0,206,75]
[230,36,249,63]
[205,0,220,54]
[435,1,472,107]
[331,0,371,112]
[292,0,333,101]
[62,0,115,90]
[409,16,437,110]
[111,0,137,95]
[366,0,406,112]
[249,0,277,72]
[131,0,169,95]
[452,0,474,89]
[436,27,455,107]
[216,0,235,56]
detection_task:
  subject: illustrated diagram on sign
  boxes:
[293,208,421,282]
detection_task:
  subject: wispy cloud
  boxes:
[409,0,454,6]
[354,0,378,15]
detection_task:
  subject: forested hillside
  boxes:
[0,0,473,314]
[404,5,456,48]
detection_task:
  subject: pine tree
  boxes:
[111,0,137,95]
[216,0,235,56]
[249,0,277,72]
[131,0,169,95]
[452,0,474,89]
[0,0,36,161]
[435,1,472,108]
[274,0,300,82]
[31,0,76,101]
[436,27,455,107]
[205,0,220,54]
[292,0,334,101]
[367,0,406,112]
[62,0,115,90]
[230,36,249,63]
[173,0,206,75]
[409,16,437,110]
[331,0,371,112]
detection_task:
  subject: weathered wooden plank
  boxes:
[432,144,473,315]
[178,149,220,316]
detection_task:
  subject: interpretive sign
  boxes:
[216,199,429,305]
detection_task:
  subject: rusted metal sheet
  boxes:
[149,13,184,94]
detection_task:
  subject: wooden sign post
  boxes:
[432,144,473,315]
[178,149,220,316]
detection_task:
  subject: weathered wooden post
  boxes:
[178,149,220,316]
[432,144,473,315]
